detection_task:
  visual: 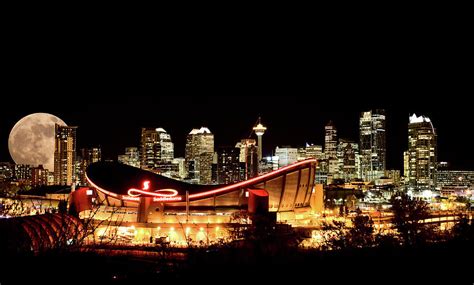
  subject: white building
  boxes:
[275,147,298,168]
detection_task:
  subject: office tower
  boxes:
[236,139,258,180]
[141,128,158,170]
[253,117,267,161]
[297,147,307,161]
[118,147,140,168]
[359,109,386,182]
[156,128,174,162]
[140,128,174,171]
[275,146,298,168]
[305,143,327,184]
[385,170,401,186]
[245,144,259,179]
[403,151,409,178]
[337,140,359,182]
[236,139,257,163]
[408,114,437,189]
[78,147,101,185]
[54,124,77,186]
[305,144,323,160]
[31,165,48,186]
[185,127,214,184]
[172,158,186,179]
[325,121,337,159]
[325,121,338,180]
[217,147,241,184]
[14,164,32,183]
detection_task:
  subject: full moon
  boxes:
[8,113,67,172]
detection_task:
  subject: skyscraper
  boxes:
[54,124,77,186]
[118,147,140,168]
[408,114,437,189]
[403,151,409,179]
[217,147,241,184]
[185,127,214,184]
[78,147,101,185]
[140,128,174,171]
[325,121,338,180]
[359,109,386,182]
[235,139,258,180]
[337,140,359,182]
[156,128,174,162]
[141,128,158,170]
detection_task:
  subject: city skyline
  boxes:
[0,96,471,171]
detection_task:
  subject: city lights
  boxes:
[1,99,473,284]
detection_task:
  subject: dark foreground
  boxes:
[1,241,472,284]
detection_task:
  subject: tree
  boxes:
[348,211,375,248]
[321,209,376,250]
[451,214,474,241]
[390,192,434,246]
[321,220,348,250]
[0,182,20,197]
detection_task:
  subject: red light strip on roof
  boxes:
[188,159,316,200]
[128,188,179,197]
[127,180,179,198]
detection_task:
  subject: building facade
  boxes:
[185,127,214,184]
[172,158,186,180]
[437,170,474,188]
[403,151,409,179]
[85,158,318,224]
[236,139,258,180]
[14,164,31,183]
[54,124,77,186]
[0,162,13,182]
[337,140,359,182]
[78,147,101,185]
[118,147,140,168]
[324,121,338,181]
[275,146,298,168]
[407,114,437,189]
[359,109,386,182]
[305,144,323,160]
[385,170,401,186]
[140,128,174,171]
[31,165,48,186]
[217,147,241,184]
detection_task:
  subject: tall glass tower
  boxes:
[140,128,174,171]
[54,124,77,186]
[324,121,338,179]
[408,114,437,189]
[359,109,386,182]
[185,127,214,184]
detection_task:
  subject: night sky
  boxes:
[0,95,471,171]
[2,17,471,170]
